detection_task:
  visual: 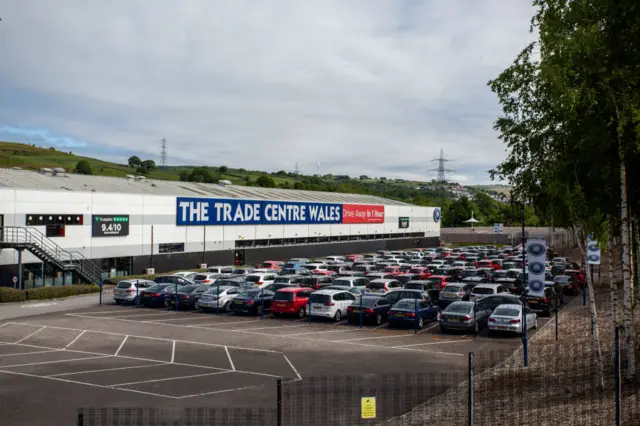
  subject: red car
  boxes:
[382,266,402,276]
[477,260,502,271]
[408,267,432,280]
[259,261,283,270]
[426,275,451,291]
[313,269,336,276]
[564,269,585,286]
[271,288,313,318]
[345,254,361,262]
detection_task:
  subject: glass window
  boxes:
[159,243,185,253]
[46,224,65,237]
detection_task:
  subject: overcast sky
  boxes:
[0,1,535,184]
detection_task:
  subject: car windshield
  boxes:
[274,277,291,283]
[443,285,461,292]
[245,276,261,283]
[193,275,208,281]
[555,276,570,283]
[493,307,520,316]
[301,278,319,285]
[393,300,419,310]
[445,303,473,313]
[333,279,353,287]
[426,278,442,285]
[368,282,386,289]
[472,288,495,295]
[117,282,133,288]
[238,290,260,298]
[433,268,449,275]
[409,269,423,274]
[162,284,183,293]
[233,269,249,274]
[179,285,199,293]
[354,297,378,307]
[404,283,424,290]
[273,292,295,301]
[461,270,478,277]
[493,271,508,278]
[145,284,164,292]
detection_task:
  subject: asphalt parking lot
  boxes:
[0,301,567,425]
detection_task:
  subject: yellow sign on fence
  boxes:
[361,397,376,419]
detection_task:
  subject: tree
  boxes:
[178,167,219,183]
[74,160,93,175]
[128,156,142,168]
[136,166,150,175]
[141,160,156,171]
[256,175,276,188]
[219,166,228,173]
[359,175,369,180]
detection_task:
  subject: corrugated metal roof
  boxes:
[0,169,414,206]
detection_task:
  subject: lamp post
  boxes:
[521,201,528,367]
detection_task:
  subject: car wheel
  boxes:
[375,314,382,325]
[298,308,305,319]
[533,318,538,329]
[273,312,280,318]
[417,317,424,329]
[114,299,122,305]
[133,296,140,306]
[440,326,448,334]
[194,300,200,310]
[223,302,231,313]
[334,310,342,322]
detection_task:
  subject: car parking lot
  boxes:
[0,293,573,425]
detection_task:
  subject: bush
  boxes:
[0,287,27,303]
[25,284,100,301]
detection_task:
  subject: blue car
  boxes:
[387,298,440,329]
[230,288,275,315]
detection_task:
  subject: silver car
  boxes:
[487,304,537,336]
[438,301,491,334]
[113,279,156,305]
[197,286,240,312]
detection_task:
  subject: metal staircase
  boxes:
[0,226,103,284]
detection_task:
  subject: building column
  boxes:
[17,249,23,290]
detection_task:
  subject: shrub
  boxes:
[25,284,100,301]
[0,287,27,303]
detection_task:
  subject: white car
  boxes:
[245,273,278,287]
[325,256,346,263]
[488,304,537,336]
[308,289,357,322]
[304,263,329,273]
[114,279,156,305]
[197,286,240,312]
[192,273,219,285]
[469,284,508,302]
[206,266,235,274]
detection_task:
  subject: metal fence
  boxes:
[76,338,638,426]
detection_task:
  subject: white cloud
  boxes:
[0,0,536,183]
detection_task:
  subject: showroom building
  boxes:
[0,168,441,287]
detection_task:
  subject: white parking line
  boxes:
[114,336,129,357]
[111,370,232,387]
[283,355,302,382]
[175,385,261,399]
[111,312,179,320]
[231,324,305,332]
[171,340,176,363]
[49,362,169,377]
[391,339,472,349]
[187,319,263,328]
[65,330,86,349]
[0,355,111,369]
[149,314,210,322]
[224,346,235,371]
[0,368,181,399]
[15,326,47,344]
[0,349,62,358]
[286,328,358,337]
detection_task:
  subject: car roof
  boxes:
[428,275,447,279]
[333,276,360,281]
[386,288,421,293]
[448,300,474,306]
[276,287,307,293]
[369,278,399,283]
[494,303,522,310]
[473,283,502,289]
[314,289,346,295]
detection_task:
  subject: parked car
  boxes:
[324,285,364,298]
[347,296,393,325]
[366,279,403,294]
[280,268,312,276]
[245,273,278,288]
[488,304,537,336]
[171,271,199,280]
[308,289,357,322]
[387,298,439,329]
[439,301,492,334]
[259,261,284,270]
[231,268,254,276]
[438,283,472,307]
[476,259,502,270]
[425,275,452,290]
[564,269,585,287]
[197,286,241,312]
[524,285,559,316]
[366,272,395,280]
[331,276,369,289]
[328,265,353,275]
[403,280,440,302]
[192,273,219,285]
[262,283,299,293]
[154,275,194,286]
[475,294,523,312]
[300,275,334,290]
[383,289,431,305]
[408,267,432,280]
[550,264,567,277]
[230,288,275,315]
[212,276,254,288]
[554,274,579,295]
[470,284,508,302]
[165,284,209,309]
[113,279,156,305]
[139,284,176,308]
[274,275,305,285]
[206,266,235,274]
[396,274,423,285]
[271,287,313,318]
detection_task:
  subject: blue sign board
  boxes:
[176,197,343,226]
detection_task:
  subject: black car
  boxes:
[212,277,254,288]
[139,284,174,308]
[230,289,275,315]
[553,275,578,295]
[382,289,430,305]
[154,275,193,286]
[524,286,559,316]
[494,269,521,292]
[476,294,523,312]
[550,264,567,277]
[347,296,393,325]
[300,276,334,290]
[404,280,440,302]
[166,284,209,309]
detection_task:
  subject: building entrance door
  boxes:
[234,249,245,266]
